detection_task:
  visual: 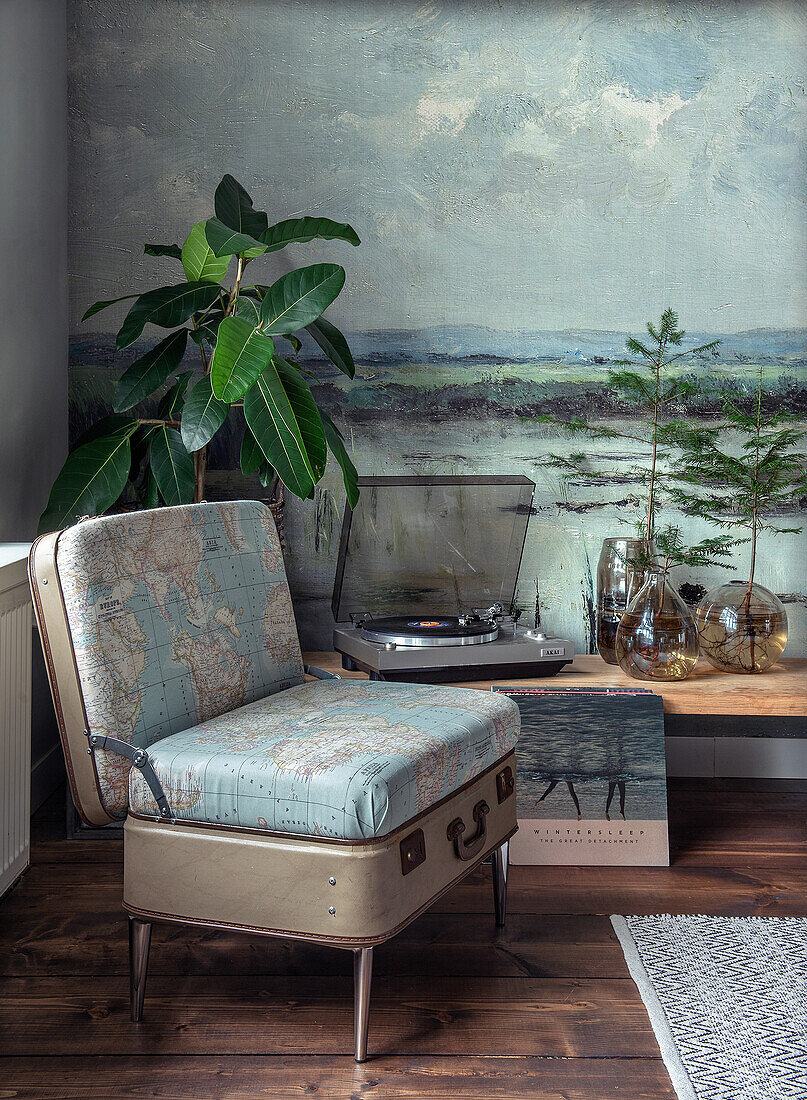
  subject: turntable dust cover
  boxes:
[494,686,669,866]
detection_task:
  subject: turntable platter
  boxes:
[361,615,499,648]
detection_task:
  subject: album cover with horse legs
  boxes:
[494,687,669,866]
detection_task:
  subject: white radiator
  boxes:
[0,547,32,898]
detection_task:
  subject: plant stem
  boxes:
[138,418,180,429]
[225,256,245,316]
[194,448,207,505]
[188,304,217,502]
[746,365,764,604]
[644,334,666,553]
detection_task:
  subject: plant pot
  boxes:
[616,569,699,682]
[696,580,787,674]
[596,536,651,664]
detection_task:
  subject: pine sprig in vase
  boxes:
[671,366,807,672]
[536,308,735,569]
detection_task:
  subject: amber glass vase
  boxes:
[616,569,700,681]
[696,581,787,674]
[596,537,648,664]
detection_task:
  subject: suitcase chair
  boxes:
[29,500,519,1061]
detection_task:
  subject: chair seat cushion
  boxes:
[129,678,519,840]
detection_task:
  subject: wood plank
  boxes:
[0,1056,675,1099]
[0,909,627,979]
[440,864,807,916]
[0,975,659,1058]
[303,650,807,716]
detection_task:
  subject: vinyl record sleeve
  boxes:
[493,686,669,866]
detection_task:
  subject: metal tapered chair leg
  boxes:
[128,917,152,1022]
[492,841,509,927]
[353,946,374,1062]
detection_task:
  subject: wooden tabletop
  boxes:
[304,651,807,717]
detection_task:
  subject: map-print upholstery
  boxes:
[129,678,520,840]
[57,501,304,817]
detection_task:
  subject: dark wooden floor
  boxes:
[2,779,806,1099]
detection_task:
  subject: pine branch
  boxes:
[661,339,721,365]
[625,337,656,361]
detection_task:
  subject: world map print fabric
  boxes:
[128,678,520,840]
[57,501,305,817]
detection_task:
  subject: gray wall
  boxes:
[0,0,68,542]
[0,0,68,809]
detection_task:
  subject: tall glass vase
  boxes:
[596,537,647,664]
[616,569,700,681]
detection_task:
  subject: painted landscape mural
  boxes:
[68,1,806,652]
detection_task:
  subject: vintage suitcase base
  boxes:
[124,751,517,946]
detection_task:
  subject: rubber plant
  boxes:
[39,174,360,534]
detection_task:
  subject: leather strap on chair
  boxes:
[87,733,173,819]
[304,665,342,680]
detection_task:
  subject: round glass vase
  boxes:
[696,581,787,674]
[596,537,650,665]
[616,569,700,682]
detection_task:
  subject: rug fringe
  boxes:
[610,915,697,1100]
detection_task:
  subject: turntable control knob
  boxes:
[384,641,397,651]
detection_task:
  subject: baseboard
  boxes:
[666,737,714,778]
[666,735,807,779]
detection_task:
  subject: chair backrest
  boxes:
[29,500,304,824]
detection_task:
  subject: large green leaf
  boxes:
[273,356,327,480]
[81,294,139,322]
[243,364,316,499]
[181,375,229,452]
[322,412,359,508]
[181,221,231,283]
[262,216,360,253]
[116,282,221,349]
[259,264,345,336]
[149,425,194,505]
[210,316,274,402]
[235,295,261,325]
[204,217,267,259]
[38,428,136,534]
[144,243,182,259]
[73,414,139,449]
[240,424,264,476]
[128,424,158,480]
[157,370,193,419]
[306,315,355,379]
[257,461,277,489]
[214,174,269,239]
[140,465,160,509]
[189,310,225,348]
[112,329,189,411]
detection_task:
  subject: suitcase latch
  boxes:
[400,828,426,875]
[496,765,515,804]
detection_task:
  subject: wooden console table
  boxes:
[304,651,806,717]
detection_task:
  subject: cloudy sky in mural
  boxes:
[71,1,807,333]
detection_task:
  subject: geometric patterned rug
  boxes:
[611,915,807,1100]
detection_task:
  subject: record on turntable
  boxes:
[331,476,574,683]
[361,610,501,647]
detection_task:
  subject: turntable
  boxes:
[331,475,574,683]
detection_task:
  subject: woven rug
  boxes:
[612,915,807,1100]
